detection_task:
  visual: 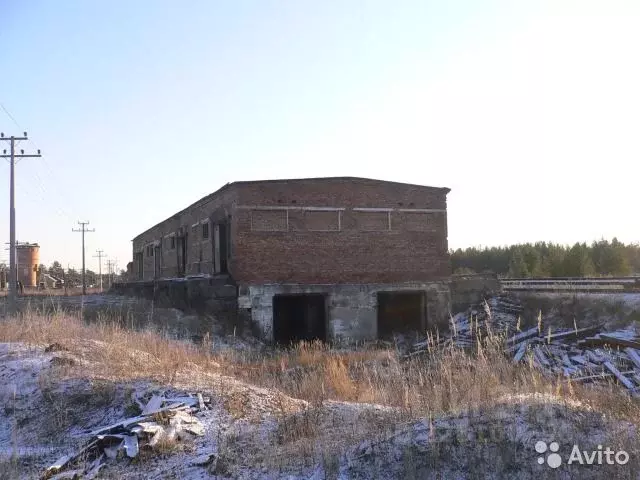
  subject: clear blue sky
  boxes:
[1,0,639,270]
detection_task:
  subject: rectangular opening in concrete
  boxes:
[377,291,425,339]
[273,294,327,344]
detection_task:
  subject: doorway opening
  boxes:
[273,294,327,344]
[214,222,229,274]
[377,291,425,339]
[177,233,187,277]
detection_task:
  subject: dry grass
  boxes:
[0,287,104,297]
[0,309,219,385]
[1,309,639,427]
[4,309,640,476]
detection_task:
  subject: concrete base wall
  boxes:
[111,276,237,310]
[238,282,451,343]
[450,274,502,313]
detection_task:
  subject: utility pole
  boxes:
[0,132,41,315]
[72,221,95,295]
[106,259,113,290]
[94,250,105,292]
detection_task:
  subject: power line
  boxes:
[0,101,76,223]
[0,103,21,130]
[0,132,41,315]
[72,221,95,295]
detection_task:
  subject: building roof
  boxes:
[132,176,450,241]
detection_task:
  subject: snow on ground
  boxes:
[3,290,640,478]
[310,397,640,480]
[2,340,640,479]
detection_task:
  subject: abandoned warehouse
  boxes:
[129,177,452,343]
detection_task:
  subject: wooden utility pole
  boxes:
[0,132,41,315]
[105,258,116,290]
[72,221,95,295]
[93,250,105,292]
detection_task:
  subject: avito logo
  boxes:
[535,441,630,468]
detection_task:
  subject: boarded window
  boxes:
[355,211,389,231]
[251,209,288,231]
[302,210,340,231]
[403,212,437,231]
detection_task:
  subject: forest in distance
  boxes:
[450,238,640,278]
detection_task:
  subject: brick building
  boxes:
[131,177,451,343]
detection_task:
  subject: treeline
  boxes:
[451,238,640,278]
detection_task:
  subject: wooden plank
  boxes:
[570,355,590,366]
[533,346,551,367]
[624,347,640,368]
[586,351,605,364]
[599,335,640,350]
[506,326,540,346]
[89,404,190,436]
[548,325,603,342]
[604,361,636,391]
[573,372,613,383]
[513,342,528,363]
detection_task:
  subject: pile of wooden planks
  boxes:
[42,391,209,480]
[406,295,526,355]
[405,295,640,396]
[507,323,640,395]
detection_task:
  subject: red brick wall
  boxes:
[133,188,237,280]
[236,177,447,209]
[230,178,450,284]
[132,178,451,284]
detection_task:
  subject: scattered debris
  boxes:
[42,391,210,479]
[407,294,640,396]
[44,343,69,353]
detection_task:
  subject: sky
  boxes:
[1,0,639,270]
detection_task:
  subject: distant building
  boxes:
[131,177,451,343]
[16,243,40,288]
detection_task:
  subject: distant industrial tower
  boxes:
[16,242,39,288]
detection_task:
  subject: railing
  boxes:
[501,277,640,292]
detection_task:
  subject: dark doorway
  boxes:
[377,291,425,339]
[218,222,228,274]
[273,294,327,344]
[135,252,143,280]
[154,245,162,278]
[177,233,187,277]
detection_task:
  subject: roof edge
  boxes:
[131,176,450,241]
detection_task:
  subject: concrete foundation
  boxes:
[450,273,502,313]
[238,282,451,343]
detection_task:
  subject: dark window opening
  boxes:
[273,294,327,344]
[170,236,175,249]
[377,291,425,340]
[202,222,209,239]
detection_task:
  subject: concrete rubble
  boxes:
[42,391,210,480]
[407,294,640,396]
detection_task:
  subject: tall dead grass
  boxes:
[0,309,219,384]
[1,309,638,424]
